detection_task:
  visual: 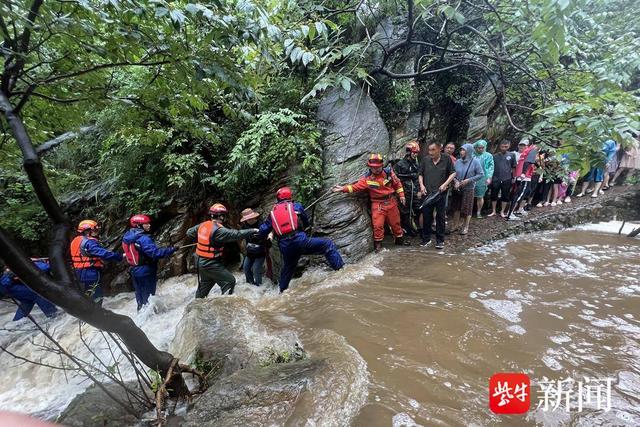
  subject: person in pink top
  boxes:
[506,139,538,220]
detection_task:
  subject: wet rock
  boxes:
[155,212,199,280]
[57,381,150,426]
[183,359,319,427]
[183,329,368,427]
[315,87,391,261]
[465,78,503,142]
[169,298,300,379]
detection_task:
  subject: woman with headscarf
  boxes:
[472,139,494,218]
[451,143,484,235]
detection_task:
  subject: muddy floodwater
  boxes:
[1,222,639,426]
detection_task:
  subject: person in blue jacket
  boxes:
[259,187,344,293]
[122,214,177,310]
[71,219,123,304]
[0,259,57,321]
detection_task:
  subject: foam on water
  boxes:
[478,299,523,323]
[392,412,423,427]
[0,274,197,419]
[575,220,640,235]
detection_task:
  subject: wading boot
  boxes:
[374,241,383,253]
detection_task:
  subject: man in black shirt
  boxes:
[489,140,517,218]
[418,142,456,249]
[394,141,422,236]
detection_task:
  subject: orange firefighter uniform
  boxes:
[341,166,405,242]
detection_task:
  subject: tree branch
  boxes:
[35,125,96,155]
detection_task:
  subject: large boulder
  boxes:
[314,87,391,261]
[183,329,369,427]
[169,298,301,378]
[465,78,505,143]
[56,381,150,426]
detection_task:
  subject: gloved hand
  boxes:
[169,246,179,255]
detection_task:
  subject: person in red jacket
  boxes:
[333,153,407,252]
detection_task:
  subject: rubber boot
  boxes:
[374,241,382,253]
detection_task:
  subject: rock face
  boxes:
[314,87,391,261]
[169,298,301,378]
[465,78,507,145]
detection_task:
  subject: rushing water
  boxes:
[0,221,639,426]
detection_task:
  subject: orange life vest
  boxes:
[195,220,224,259]
[270,201,299,237]
[70,236,104,269]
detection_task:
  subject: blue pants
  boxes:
[243,256,265,286]
[131,273,157,310]
[277,232,344,292]
[75,268,103,302]
[9,285,57,321]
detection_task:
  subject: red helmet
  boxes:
[405,141,420,153]
[276,187,293,201]
[367,153,384,167]
[77,219,99,233]
[129,214,151,228]
[209,203,228,216]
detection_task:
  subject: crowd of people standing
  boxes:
[394,135,640,248]
[3,135,640,319]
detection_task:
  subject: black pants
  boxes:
[400,187,421,236]
[490,179,513,202]
[507,180,530,217]
[422,194,446,244]
[195,259,236,298]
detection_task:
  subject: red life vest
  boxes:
[70,236,104,269]
[122,236,150,266]
[270,201,299,237]
[196,220,224,259]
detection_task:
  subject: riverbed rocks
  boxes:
[56,381,150,426]
[169,298,301,378]
[183,329,368,426]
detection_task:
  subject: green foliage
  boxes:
[2,0,639,244]
[149,370,162,393]
[192,353,223,380]
[0,179,47,242]
[259,344,306,367]
[371,80,417,130]
[222,109,323,203]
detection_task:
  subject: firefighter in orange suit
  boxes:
[185,203,258,298]
[333,153,408,252]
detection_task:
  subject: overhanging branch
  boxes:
[36,125,96,155]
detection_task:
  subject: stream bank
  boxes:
[430,185,640,253]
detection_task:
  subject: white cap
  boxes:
[519,138,530,146]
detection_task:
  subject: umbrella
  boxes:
[418,191,444,210]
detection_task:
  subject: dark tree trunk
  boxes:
[0,91,177,376]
